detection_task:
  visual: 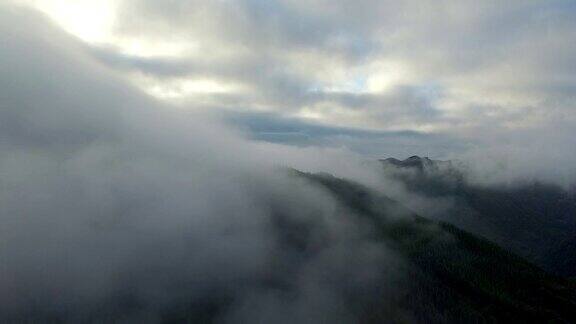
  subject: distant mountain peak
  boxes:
[380,156,438,170]
[407,155,427,160]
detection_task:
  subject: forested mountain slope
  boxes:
[379,156,576,277]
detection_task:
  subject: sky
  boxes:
[0,1,575,321]
[12,0,576,164]
[0,3,396,321]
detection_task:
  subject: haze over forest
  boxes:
[1,1,576,323]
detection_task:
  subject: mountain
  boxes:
[379,156,576,277]
[5,168,575,323]
[297,170,576,323]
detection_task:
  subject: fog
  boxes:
[453,133,576,188]
[3,2,576,322]
[0,5,409,322]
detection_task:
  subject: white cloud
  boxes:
[11,0,576,177]
[0,4,407,321]
[1,3,575,321]
[20,0,117,43]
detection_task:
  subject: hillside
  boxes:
[298,170,576,323]
[379,156,576,277]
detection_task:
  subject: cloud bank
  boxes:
[18,0,576,183]
[0,5,407,322]
[1,1,575,321]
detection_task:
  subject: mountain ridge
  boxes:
[377,156,576,277]
[296,170,576,323]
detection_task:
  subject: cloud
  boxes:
[0,4,407,322]
[2,3,575,321]
[9,0,575,195]
[44,0,573,180]
[222,110,465,158]
[451,124,576,187]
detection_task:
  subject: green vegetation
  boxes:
[380,157,576,277]
[297,170,576,323]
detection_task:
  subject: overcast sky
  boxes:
[0,1,575,320]
[10,1,576,169]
